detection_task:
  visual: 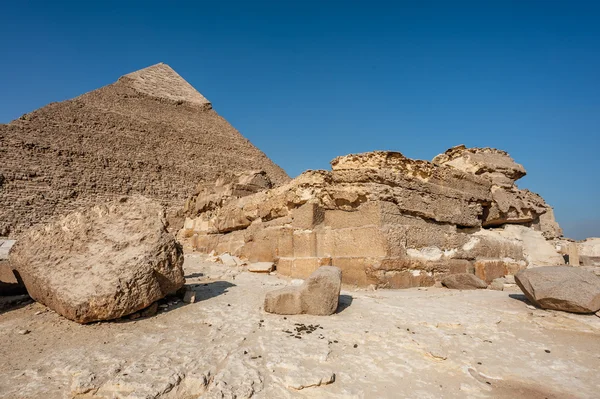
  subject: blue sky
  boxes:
[1,1,599,239]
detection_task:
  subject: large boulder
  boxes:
[441,273,487,290]
[515,266,600,313]
[9,196,185,323]
[264,266,342,315]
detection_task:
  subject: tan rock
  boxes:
[515,266,600,313]
[535,206,563,239]
[578,238,600,266]
[264,266,342,315]
[248,262,274,273]
[9,196,185,323]
[432,145,526,187]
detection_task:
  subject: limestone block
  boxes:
[290,258,332,279]
[264,266,342,315]
[291,203,324,229]
[248,262,274,273]
[331,257,380,286]
[293,230,318,257]
[474,260,524,284]
[375,269,435,289]
[316,226,388,258]
[241,227,292,262]
[276,258,293,276]
[323,201,381,228]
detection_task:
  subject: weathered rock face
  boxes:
[9,196,185,323]
[441,273,487,290]
[264,266,342,315]
[578,238,600,266]
[0,63,289,238]
[515,266,600,313]
[432,145,526,187]
[181,148,563,288]
[433,145,561,237]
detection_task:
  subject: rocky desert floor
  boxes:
[1,254,599,399]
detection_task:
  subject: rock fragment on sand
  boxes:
[264,266,342,315]
[441,273,487,290]
[248,262,274,273]
[183,288,197,303]
[515,266,600,313]
[9,196,185,323]
[489,277,506,291]
[218,253,242,267]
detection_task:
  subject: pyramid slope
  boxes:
[0,63,289,237]
[120,63,211,106]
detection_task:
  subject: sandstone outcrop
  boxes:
[264,266,342,315]
[515,266,600,313]
[441,273,487,290]
[0,63,289,237]
[9,196,185,323]
[181,148,563,288]
[433,145,561,237]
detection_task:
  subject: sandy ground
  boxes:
[1,253,599,398]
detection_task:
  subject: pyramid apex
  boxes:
[120,63,211,107]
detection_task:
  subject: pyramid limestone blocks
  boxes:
[181,148,564,288]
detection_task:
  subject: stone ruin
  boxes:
[180,145,567,288]
[0,63,289,237]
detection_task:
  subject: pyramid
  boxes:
[0,63,289,237]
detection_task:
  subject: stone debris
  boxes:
[182,289,197,304]
[0,63,289,238]
[217,253,243,267]
[181,147,564,288]
[441,273,488,290]
[248,262,274,273]
[9,196,185,323]
[488,278,506,291]
[264,266,342,315]
[515,266,600,313]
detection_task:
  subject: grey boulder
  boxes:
[515,266,600,313]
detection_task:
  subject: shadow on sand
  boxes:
[113,281,237,323]
[336,294,353,313]
[184,272,204,279]
[188,281,236,303]
[508,293,537,307]
[0,294,33,315]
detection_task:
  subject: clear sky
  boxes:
[1,1,599,239]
